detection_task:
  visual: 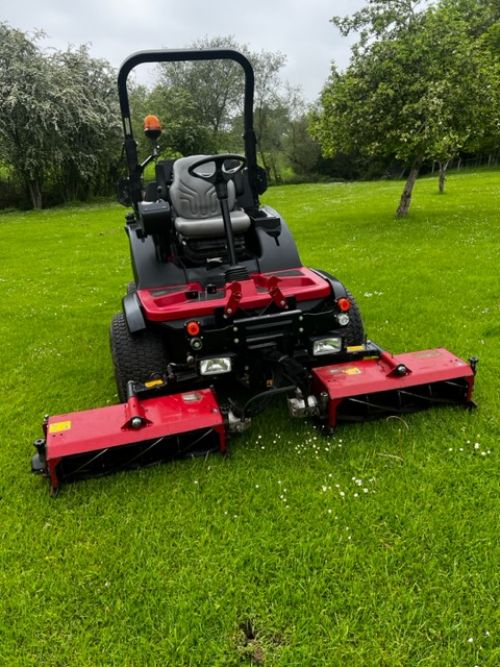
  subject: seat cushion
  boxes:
[170,155,236,218]
[175,209,251,239]
[170,155,250,238]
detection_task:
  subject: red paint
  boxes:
[45,388,226,490]
[264,275,287,309]
[138,268,331,322]
[224,281,242,317]
[122,394,152,429]
[312,348,475,427]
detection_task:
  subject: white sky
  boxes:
[1,0,365,100]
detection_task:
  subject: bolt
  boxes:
[227,308,232,315]
[299,327,304,333]
[233,326,238,332]
[131,417,143,429]
[234,338,240,344]
[299,316,303,322]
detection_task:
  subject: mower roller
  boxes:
[32,49,477,494]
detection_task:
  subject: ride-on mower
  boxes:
[32,49,477,494]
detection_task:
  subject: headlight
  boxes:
[338,313,350,326]
[312,337,343,356]
[199,357,232,376]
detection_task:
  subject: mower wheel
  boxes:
[110,313,169,402]
[343,289,365,345]
[126,281,136,294]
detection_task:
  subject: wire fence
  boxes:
[436,154,500,171]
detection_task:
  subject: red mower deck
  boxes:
[312,348,475,426]
[36,388,226,494]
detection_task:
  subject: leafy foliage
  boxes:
[0,24,56,208]
[158,36,248,142]
[313,0,500,215]
[149,36,297,182]
[48,47,122,202]
[0,23,120,208]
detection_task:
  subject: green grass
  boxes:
[0,171,499,666]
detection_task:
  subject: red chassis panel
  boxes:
[44,388,226,492]
[312,348,475,427]
[137,268,331,322]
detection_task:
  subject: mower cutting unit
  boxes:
[32,49,477,494]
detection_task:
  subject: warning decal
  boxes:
[328,366,362,376]
[343,367,362,376]
[48,420,72,434]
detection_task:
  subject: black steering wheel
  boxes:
[187,154,247,185]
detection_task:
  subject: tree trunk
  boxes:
[28,179,43,209]
[396,157,422,218]
[269,154,281,184]
[438,159,450,194]
[259,151,271,182]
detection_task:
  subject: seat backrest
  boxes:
[170,155,237,219]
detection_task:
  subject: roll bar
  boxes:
[117,48,259,208]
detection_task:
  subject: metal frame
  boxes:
[117,48,259,208]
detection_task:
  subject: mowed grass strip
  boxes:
[0,170,498,666]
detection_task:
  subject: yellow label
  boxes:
[344,367,362,376]
[144,378,165,388]
[346,345,366,353]
[49,420,72,433]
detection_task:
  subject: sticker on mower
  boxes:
[328,366,362,376]
[144,378,165,388]
[182,392,203,402]
[48,420,72,434]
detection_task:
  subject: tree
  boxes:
[0,24,55,208]
[130,83,215,159]
[157,36,249,152]
[49,46,121,201]
[283,92,322,179]
[283,113,322,179]
[137,36,325,183]
[252,51,289,181]
[457,0,500,163]
[156,36,290,177]
[0,24,121,208]
[313,0,499,216]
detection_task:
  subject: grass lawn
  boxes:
[0,170,498,666]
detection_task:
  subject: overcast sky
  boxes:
[1,0,366,101]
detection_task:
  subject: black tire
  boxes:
[110,313,169,402]
[126,281,136,294]
[343,288,365,345]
